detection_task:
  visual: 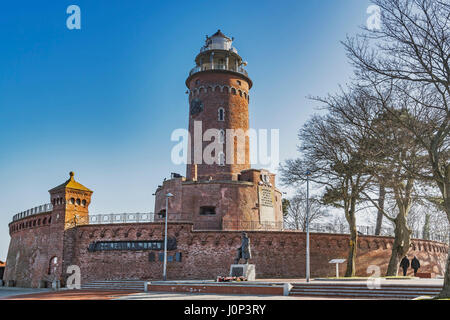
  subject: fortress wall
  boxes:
[4,221,447,287]
[3,213,52,287]
[69,223,448,283]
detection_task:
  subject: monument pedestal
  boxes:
[229,264,255,281]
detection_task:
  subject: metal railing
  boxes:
[222,220,283,231]
[286,222,449,243]
[12,203,53,222]
[88,213,193,225]
[200,44,238,53]
[189,63,249,77]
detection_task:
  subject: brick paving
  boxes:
[0,289,141,300]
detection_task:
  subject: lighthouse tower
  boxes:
[185,30,252,181]
[154,30,283,231]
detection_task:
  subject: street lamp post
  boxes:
[305,170,312,283]
[163,193,173,281]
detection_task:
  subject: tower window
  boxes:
[158,209,166,218]
[218,152,225,166]
[195,79,200,85]
[82,199,87,206]
[76,198,81,206]
[218,108,225,121]
[237,80,241,86]
[219,129,225,144]
[199,206,216,215]
[70,198,75,205]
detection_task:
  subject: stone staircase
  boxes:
[81,280,147,291]
[289,282,442,299]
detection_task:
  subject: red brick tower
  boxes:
[154,31,283,231]
[185,30,252,181]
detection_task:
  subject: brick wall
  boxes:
[66,223,450,283]
[4,221,447,287]
[186,72,251,181]
[4,213,53,287]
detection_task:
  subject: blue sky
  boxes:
[0,0,372,259]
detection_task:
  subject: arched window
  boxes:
[218,152,225,166]
[218,108,225,121]
[76,198,81,206]
[231,88,237,95]
[43,218,47,225]
[70,198,75,205]
[219,129,225,144]
[82,199,87,207]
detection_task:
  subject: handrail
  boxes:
[189,63,248,78]
[12,203,53,222]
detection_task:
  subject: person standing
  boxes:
[411,256,421,276]
[399,256,410,276]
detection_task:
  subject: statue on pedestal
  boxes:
[234,232,252,264]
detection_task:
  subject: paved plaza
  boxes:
[0,278,443,300]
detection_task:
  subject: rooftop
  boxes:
[49,172,92,193]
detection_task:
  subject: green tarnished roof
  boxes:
[49,172,93,193]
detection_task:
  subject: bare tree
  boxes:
[280,95,374,276]
[343,0,450,297]
[283,190,331,231]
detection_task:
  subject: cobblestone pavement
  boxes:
[0,288,370,300]
[0,289,140,300]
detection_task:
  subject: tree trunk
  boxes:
[385,217,411,276]
[435,161,450,298]
[345,225,357,277]
[345,201,357,277]
[438,248,450,299]
[375,183,385,235]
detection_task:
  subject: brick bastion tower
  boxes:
[4,172,93,287]
[154,30,284,231]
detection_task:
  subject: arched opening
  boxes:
[218,108,225,121]
[218,152,225,166]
